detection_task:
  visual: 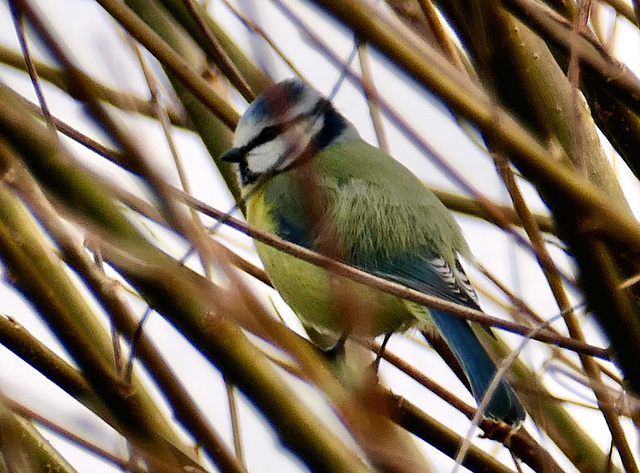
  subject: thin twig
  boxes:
[0,44,187,127]
[219,0,304,79]
[356,38,389,153]
[3,396,162,473]
[127,35,214,278]
[224,375,247,468]
[567,0,591,176]
[182,0,255,100]
[95,0,239,128]
[8,3,55,132]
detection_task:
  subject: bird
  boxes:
[221,78,526,426]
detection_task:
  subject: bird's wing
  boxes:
[359,252,481,312]
[261,172,315,247]
[271,212,313,248]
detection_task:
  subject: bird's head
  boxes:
[221,79,359,187]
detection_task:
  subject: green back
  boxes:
[262,139,470,267]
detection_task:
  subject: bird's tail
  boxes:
[428,310,526,426]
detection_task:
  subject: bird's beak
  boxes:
[220,147,244,163]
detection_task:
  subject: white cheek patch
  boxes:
[245,139,290,175]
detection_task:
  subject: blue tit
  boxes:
[221,78,526,425]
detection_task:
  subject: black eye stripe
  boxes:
[246,120,292,151]
[244,98,328,153]
[259,126,279,142]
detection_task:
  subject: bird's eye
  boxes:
[258,126,279,144]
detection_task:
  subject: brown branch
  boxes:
[502,0,640,113]
[0,44,187,127]
[7,159,247,473]
[180,0,256,100]
[94,0,239,128]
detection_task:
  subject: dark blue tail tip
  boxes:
[484,397,527,427]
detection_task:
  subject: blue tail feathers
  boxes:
[430,310,526,425]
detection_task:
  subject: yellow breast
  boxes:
[246,187,415,349]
